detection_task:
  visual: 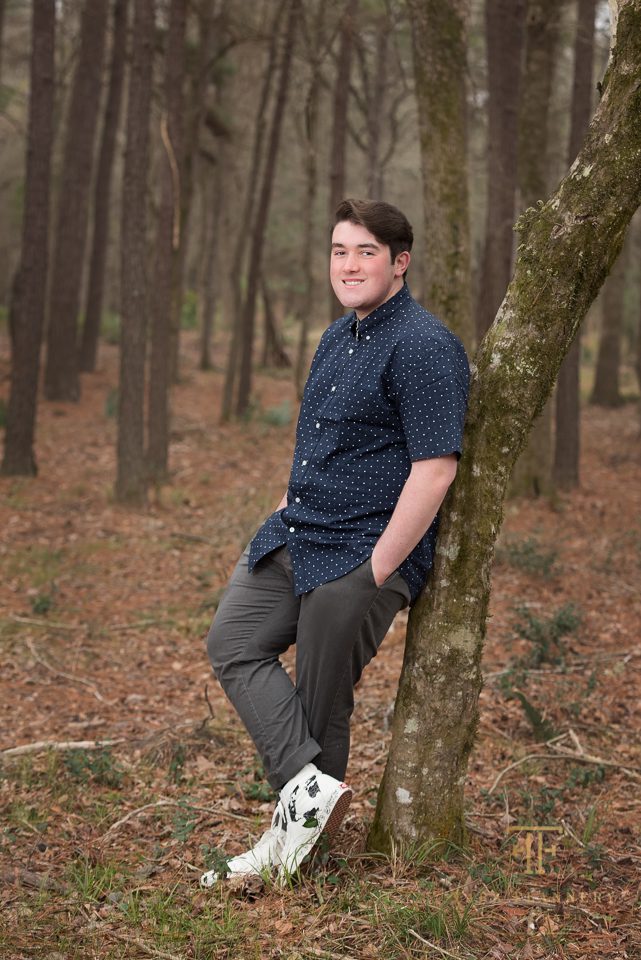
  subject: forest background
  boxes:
[1,1,641,958]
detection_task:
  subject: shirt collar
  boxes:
[349,283,412,339]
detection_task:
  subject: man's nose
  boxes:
[344,251,359,271]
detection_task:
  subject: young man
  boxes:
[201,198,470,886]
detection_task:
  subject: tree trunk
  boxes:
[0,0,6,85]
[590,239,628,406]
[369,0,641,854]
[295,0,326,400]
[115,0,154,506]
[221,0,286,421]
[475,0,527,341]
[235,0,298,417]
[328,0,358,323]
[198,158,222,371]
[1,2,55,477]
[147,0,186,483]
[407,0,473,352]
[44,0,109,402]
[261,276,291,368]
[554,0,597,490]
[79,0,129,374]
[510,0,562,498]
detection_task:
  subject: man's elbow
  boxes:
[412,453,459,490]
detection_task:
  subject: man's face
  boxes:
[330,220,410,320]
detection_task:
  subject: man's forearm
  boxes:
[370,455,457,587]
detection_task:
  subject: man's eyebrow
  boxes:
[331,241,380,249]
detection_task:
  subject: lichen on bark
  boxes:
[369,0,641,856]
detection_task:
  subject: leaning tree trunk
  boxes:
[510,0,562,498]
[44,0,109,401]
[147,0,186,483]
[79,0,128,374]
[1,1,55,477]
[475,0,527,341]
[369,0,641,854]
[407,0,473,352]
[590,239,628,406]
[115,0,154,506]
[554,0,598,490]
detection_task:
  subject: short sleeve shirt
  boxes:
[248,284,470,603]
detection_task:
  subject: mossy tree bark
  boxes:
[407,0,472,352]
[368,0,641,854]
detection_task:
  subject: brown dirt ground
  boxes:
[1,331,640,959]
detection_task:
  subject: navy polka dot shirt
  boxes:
[248,284,470,603]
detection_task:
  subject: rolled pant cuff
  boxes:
[270,738,322,792]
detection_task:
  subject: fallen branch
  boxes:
[170,531,217,546]
[1,739,124,758]
[408,929,471,959]
[9,614,83,631]
[488,747,641,794]
[84,923,184,960]
[24,636,109,704]
[0,866,69,893]
[101,798,253,840]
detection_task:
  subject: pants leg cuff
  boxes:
[269,739,322,792]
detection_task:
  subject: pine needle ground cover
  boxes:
[1,335,640,960]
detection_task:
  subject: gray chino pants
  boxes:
[206,543,411,791]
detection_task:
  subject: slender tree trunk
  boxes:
[198,159,222,371]
[79,0,128,373]
[554,0,597,490]
[369,0,641,854]
[295,1,325,400]
[148,0,186,483]
[235,0,298,417]
[475,0,527,340]
[115,0,154,506]
[328,0,358,323]
[261,276,290,368]
[590,240,628,405]
[510,0,562,498]
[0,0,6,84]
[1,2,55,477]
[44,0,109,401]
[407,0,473,352]
[221,0,286,421]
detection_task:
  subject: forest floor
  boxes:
[1,331,641,960]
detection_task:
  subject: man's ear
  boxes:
[395,250,411,277]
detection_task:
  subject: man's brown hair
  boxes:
[334,198,413,274]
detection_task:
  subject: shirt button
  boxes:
[316,422,320,428]
[289,527,295,533]
[331,386,336,392]
[348,348,354,355]
[302,459,308,465]
[366,335,370,340]
[295,497,301,503]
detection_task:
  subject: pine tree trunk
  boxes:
[295,1,325,400]
[590,240,628,406]
[1,2,55,477]
[115,0,154,506]
[235,0,298,417]
[475,0,527,341]
[554,0,597,490]
[148,0,186,483]
[261,276,291,368]
[328,0,358,324]
[44,0,109,401]
[198,159,222,371]
[0,0,6,84]
[221,0,285,421]
[407,0,473,352]
[369,0,641,854]
[510,0,562,499]
[79,0,128,374]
